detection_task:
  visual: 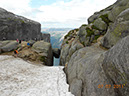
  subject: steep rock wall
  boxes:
[0,7,50,41]
[60,0,129,96]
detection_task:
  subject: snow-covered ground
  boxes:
[0,55,74,96]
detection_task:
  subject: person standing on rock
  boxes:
[27,42,30,48]
[16,39,19,43]
[14,50,18,57]
[19,40,21,44]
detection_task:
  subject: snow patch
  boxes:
[0,55,74,96]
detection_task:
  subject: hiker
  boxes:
[19,40,21,44]
[16,39,19,42]
[14,50,18,57]
[27,42,30,48]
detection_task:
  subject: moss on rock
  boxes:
[94,35,100,40]
[86,27,94,38]
[64,30,74,39]
[91,25,100,30]
[81,24,87,27]
[74,28,79,32]
[99,14,112,25]
[39,56,47,63]
[66,41,69,44]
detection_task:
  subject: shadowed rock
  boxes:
[52,48,60,58]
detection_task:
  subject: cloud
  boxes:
[0,0,117,28]
[0,0,31,14]
[36,0,117,28]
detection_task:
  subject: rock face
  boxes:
[0,7,50,41]
[0,40,12,47]
[60,0,129,96]
[0,7,53,65]
[64,36,129,96]
[42,33,50,42]
[93,18,107,31]
[60,29,84,66]
[99,0,129,48]
[32,41,53,66]
[0,41,18,52]
[65,44,116,96]
[102,36,129,96]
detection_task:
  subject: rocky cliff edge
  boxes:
[0,7,50,42]
[60,0,129,96]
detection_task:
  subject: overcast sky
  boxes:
[0,0,116,28]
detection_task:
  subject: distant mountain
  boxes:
[41,28,72,48]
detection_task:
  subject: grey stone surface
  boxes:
[32,41,53,66]
[70,79,82,96]
[93,18,107,31]
[118,8,129,22]
[101,16,129,48]
[0,7,51,41]
[108,0,129,22]
[90,35,95,42]
[97,0,129,48]
[77,25,87,44]
[42,33,50,42]
[0,41,18,52]
[77,25,93,46]
[102,36,129,96]
[0,40,11,47]
[60,38,83,66]
[60,0,129,96]
[65,44,116,96]
[60,44,71,66]
[88,13,99,24]
[63,36,129,96]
